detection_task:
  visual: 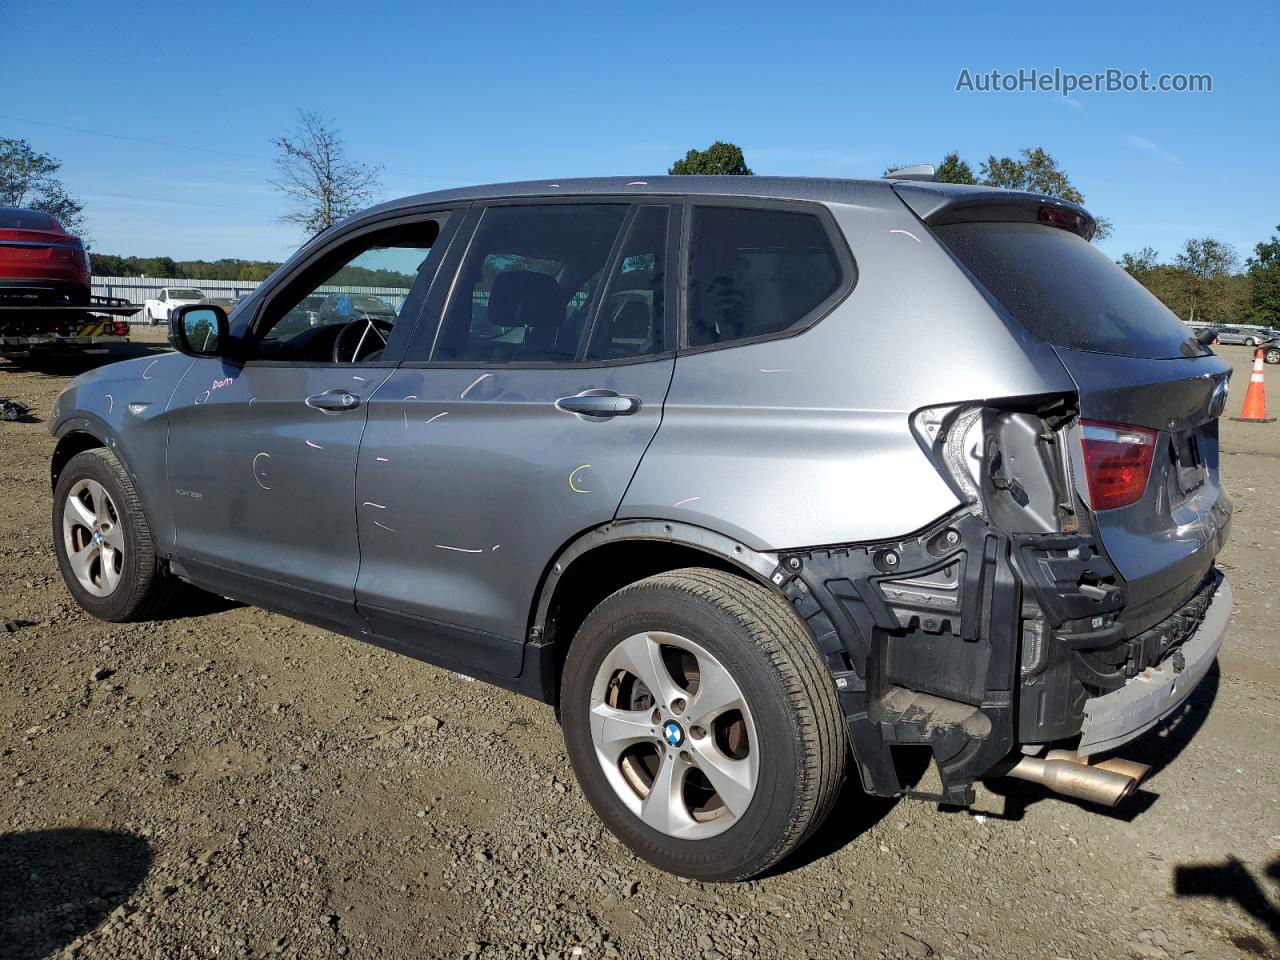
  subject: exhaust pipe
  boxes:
[997,753,1143,807]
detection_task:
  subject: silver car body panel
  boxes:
[620,201,1077,549]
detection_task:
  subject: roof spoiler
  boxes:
[882,164,936,182]
[890,181,1098,241]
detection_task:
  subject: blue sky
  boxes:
[4,0,1275,265]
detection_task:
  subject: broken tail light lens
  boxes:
[1079,420,1157,510]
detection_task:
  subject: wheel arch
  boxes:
[51,426,111,490]
[527,520,784,702]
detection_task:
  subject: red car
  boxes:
[0,207,92,305]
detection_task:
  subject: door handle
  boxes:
[556,390,641,419]
[306,389,360,412]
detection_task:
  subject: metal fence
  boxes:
[90,276,413,323]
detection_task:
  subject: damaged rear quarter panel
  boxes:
[618,200,1078,550]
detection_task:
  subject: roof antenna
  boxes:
[883,164,936,182]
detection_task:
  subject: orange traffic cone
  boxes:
[1230,348,1276,423]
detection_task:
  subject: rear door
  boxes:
[353,199,678,678]
[931,218,1232,628]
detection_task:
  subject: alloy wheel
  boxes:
[62,478,125,597]
[589,631,758,840]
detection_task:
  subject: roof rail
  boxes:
[883,164,936,182]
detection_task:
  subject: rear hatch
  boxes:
[902,190,1231,633]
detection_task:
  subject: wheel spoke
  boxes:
[86,480,111,526]
[689,743,756,819]
[100,546,123,592]
[100,522,125,550]
[688,655,745,726]
[69,541,98,582]
[613,632,682,706]
[639,755,690,834]
[64,493,96,531]
[590,703,655,764]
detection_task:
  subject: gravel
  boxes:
[2,339,1278,959]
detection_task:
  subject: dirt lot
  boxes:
[1,334,1277,960]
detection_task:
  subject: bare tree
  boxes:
[270,111,382,235]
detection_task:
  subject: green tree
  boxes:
[935,151,976,184]
[270,110,383,235]
[669,141,753,176]
[1175,237,1240,324]
[1119,246,1161,277]
[1246,225,1280,325]
[0,137,86,237]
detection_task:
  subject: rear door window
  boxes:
[933,221,1197,359]
[433,203,628,363]
[586,206,669,361]
[685,205,845,348]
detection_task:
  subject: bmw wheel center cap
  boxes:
[662,720,685,748]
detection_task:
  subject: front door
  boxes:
[354,201,678,678]
[166,211,456,628]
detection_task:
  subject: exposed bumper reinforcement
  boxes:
[1078,573,1230,756]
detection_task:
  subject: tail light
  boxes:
[1079,420,1157,510]
[113,321,129,335]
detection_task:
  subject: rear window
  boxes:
[686,206,844,348]
[933,221,1196,359]
[168,289,204,299]
[0,209,57,230]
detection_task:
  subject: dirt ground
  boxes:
[1,333,1277,960]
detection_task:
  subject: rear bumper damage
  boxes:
[773,508,1228,807]
[1078,572,1229,755]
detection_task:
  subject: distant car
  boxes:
[199,296,242,313]
[317,293,396,326]
[1214,324,1275,347]
[0,207,91,305]
[270,293,329,339]
[143,287,206,326]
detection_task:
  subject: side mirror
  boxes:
[169,304,230,357]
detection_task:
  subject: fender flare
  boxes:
[530,518,781,638]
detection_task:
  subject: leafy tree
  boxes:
[669,141,753,176]
[270,110,382,235]
[1246,225,1280,325]
[1175,237,1240,324]
[0,137,86,237]
[1119,246,1161,277]
[935,151,976,185]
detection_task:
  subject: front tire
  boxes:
[1265,347,1280,365]
[53,448,179,622]
[561,568,846,881]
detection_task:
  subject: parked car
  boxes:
[1213,324,1276,346]
[1262,336,1280,365]
[142,287,206,326]
[0,206,91,305]
[48,177,1233,881]
[270,293,329,338]
[198,295,243,313]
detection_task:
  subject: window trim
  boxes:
[677,196,857,356]
[400,196,681,370]
[234,205,463,368]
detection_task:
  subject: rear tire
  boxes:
[53,448,180,622]
[561,567,846,881]
[1245,337,1258,347]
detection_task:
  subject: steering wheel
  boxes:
[332,316,394,363]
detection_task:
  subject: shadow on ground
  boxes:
[0,828,151,960]
[978,662,1220,823]
[770,777,897,875]
[1175,855,1280,956]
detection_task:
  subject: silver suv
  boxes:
[49,176,1233,881]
